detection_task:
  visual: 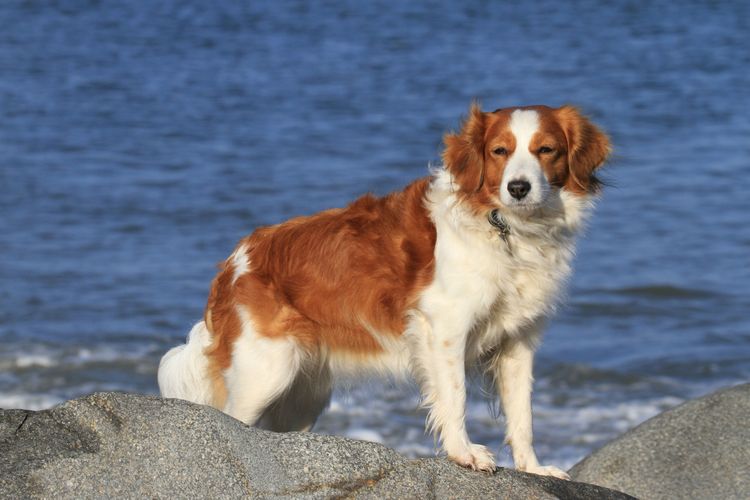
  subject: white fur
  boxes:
[229,243,249,285]
[223,305,304,425]
[158,321,214,406]
[500,110,551,209]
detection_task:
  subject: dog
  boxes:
[158,103,610,478]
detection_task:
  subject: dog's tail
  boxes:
[158,321,215,406]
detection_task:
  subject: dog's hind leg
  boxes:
[258,364,332,432]
[222,311,303,426]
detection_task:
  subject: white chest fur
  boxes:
[421,170,593,360]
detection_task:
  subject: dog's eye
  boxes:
[492,147,508,156]
[538,146,554,154]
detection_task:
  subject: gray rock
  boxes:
[1,392,632,499]
[570,383,750,500]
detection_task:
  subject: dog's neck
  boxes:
[488,209,511,240]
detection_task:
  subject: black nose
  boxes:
[507,180,531,200]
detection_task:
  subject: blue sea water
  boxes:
[1,1,748,468]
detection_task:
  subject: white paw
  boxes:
[520,464,570,480]
[449,443,496,472]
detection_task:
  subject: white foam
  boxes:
[0,393,63,411]
[14,354,56,368]
[345,428,385,444]
[0,343,158,371]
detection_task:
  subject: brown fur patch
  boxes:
[554,105,611,194]
[204,179,436,379]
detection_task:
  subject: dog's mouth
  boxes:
[501,198,544,213]
[499,181,550,214]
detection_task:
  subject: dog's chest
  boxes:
[431,221,575,336]
[493,231,574,332]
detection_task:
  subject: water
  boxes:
[1,1,749,468]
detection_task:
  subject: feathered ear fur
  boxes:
[442,103,487,193]
[556,106,611,194]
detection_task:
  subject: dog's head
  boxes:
[442,103,611,214]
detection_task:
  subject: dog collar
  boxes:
[488,209,511,240]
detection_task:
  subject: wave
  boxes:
[0,343,160,371]
[589,284,721,300]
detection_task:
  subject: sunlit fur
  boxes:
[158,103,611,478]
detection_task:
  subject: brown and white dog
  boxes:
[158,104,610,478]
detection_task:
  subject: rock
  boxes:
[1,392,631,499]
[570,383,750,500]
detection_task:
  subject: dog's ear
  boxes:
[556,105,611,194]
[442,103,487,193]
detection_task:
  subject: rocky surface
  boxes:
[570,383,750,500]
[0,392,632,499]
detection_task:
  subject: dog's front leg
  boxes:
[410,313,495,472]
[495,335,570,479]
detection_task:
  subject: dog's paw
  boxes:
[449,443,496,472]
[520,464,570,480]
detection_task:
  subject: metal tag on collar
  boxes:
[488,209,511,239]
